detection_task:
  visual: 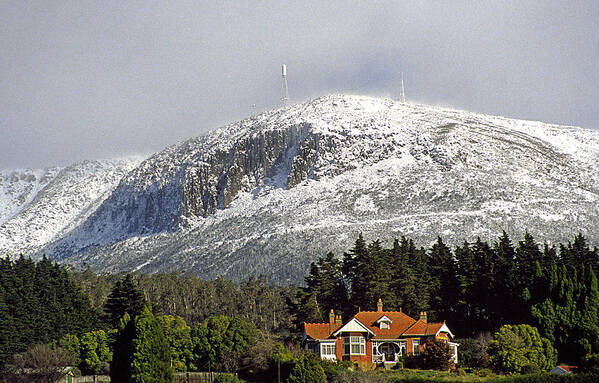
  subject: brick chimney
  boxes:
[329,309,335,332]
[419,311,427,323]
[335,314,342,324]
[377,298,383,312]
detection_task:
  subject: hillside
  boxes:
[1,95,598,283]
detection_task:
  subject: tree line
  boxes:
[1,230,598,379]
[294,231,599,365]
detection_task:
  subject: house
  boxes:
[549,365,577,375]
[303,299,458,367]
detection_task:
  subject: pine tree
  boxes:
[491,231,517,326]
[429,237,460,323]
[390,237,420,316]
[104,274,146,327]
[342,234,369,311]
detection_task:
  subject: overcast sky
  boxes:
[1,1,597,168]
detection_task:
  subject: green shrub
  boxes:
[520,364,540,374]
[579,353,599,373]
[420,338,453,370]
[488,324,556,374]
[287,353,326,383]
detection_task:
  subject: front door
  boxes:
[379,342,400,362]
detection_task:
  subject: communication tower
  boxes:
[281,64,289,106]
[399,72,406,103]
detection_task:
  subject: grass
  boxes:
[376,368,501,382]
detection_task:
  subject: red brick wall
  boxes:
[335,337,343,361]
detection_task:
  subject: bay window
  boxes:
[343,336,365,355]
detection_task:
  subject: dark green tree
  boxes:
[429,237,460,323]
[104,274,146,327]
[111,313,136,383]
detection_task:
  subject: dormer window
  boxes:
[376,315,392,329]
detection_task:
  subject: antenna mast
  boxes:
[399,72,406,103]
[281,64,289,106]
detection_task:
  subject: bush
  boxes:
[420,338,454,371]
[579,353,599,373]
[488,324,556,374]
[329,369,388,383]
[287,353,326,383]
[520,364,540,374]
[318,359,352,381]
[455,333,491,368]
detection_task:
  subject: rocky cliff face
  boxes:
[2,95,598,284]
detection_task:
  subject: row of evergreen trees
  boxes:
[0,256,101,367]
[294,232,598,364]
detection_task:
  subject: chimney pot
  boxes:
[329,309,335,332]
[419,311,427,323]
[377,298,383,312]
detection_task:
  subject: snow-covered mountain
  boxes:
[0,158,142,256]
[1,95,598,283]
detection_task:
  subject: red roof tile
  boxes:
[403,320,446,336]
[304,322,342,340]
[557,366,577,373]
[303,309,454,341]
[352,310,417,339]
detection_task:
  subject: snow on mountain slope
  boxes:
[33,95,598,284]
[0,158,142,256]
[0,167,60,224]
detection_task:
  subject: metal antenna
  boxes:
[281,64,289,106]
[399,72,406,103]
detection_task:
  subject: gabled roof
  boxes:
[332,317,375,336]
[376,315,393,323]
[352,310,418,339]
[303,308,455,341]
[304,323,334,340]
[404,320,454,338]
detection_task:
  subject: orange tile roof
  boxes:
[303,311,453,340]
[352,311,417,339]
[403,320,445,336]
[304,322,342,340]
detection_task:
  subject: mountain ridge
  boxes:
[1,95,597,283]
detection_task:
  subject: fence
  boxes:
[174,372,237,383]
[72,372,235,383]
[72,376,110,383]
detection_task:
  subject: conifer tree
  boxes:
[491,231,517,326]
[429,237,460,323]
[104,274,146,327]
[390,237,420,315]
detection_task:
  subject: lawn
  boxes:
[376,368,501,382]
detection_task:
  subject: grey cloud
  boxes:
[1,1,597,168]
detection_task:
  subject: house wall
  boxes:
[335,337,343,361]
[339,332,371,363]
[406,338,413,355]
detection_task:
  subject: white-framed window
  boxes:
[380,321,390,329]
[412,339,420,355]
[344,336,366,355]
[321,343,336,356]
[399,340,406,356]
